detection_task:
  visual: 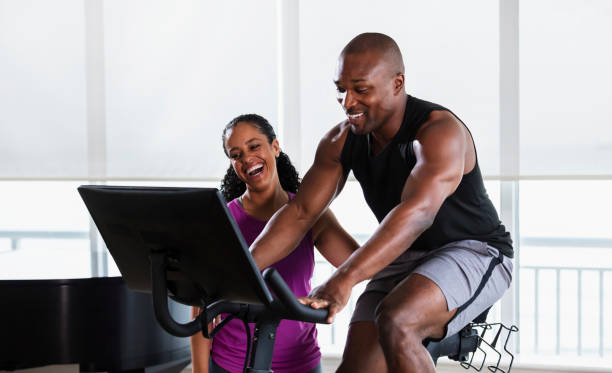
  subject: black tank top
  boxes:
[340,95,513,258]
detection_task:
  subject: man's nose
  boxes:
[341,90,356,111]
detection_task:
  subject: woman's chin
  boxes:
[244,176,272,192]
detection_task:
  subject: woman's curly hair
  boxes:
[220,114,300,202]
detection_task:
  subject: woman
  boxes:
[190,114,358,373]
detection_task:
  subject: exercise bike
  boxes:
[79,186,517,373]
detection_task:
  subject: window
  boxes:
[3,0,612,367]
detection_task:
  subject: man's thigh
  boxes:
[352,240,513,338]
[375,273,456,340]
[337,321,386,373]
[411,241,513,337]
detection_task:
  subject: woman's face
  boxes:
[224,121,280,192]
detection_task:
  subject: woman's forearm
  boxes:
[190,307,212,373]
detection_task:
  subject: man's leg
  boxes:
[337,241,511,372]
[375,273,456,373]
[336,321,386,373]
[336,290,390,373]
[374,241,512,373]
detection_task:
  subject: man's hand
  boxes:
[298,274,353,323]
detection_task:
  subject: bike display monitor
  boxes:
[78,185,274,307]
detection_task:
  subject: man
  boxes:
[250,33,514,373]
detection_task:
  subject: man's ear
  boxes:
[394,73,405,94]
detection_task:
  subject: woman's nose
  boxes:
[242,154,257,166]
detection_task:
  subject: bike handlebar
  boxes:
[151,253,330,338]
[262,268,330,324]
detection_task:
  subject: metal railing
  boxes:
[521,265,611,357]
[0,230,89,251]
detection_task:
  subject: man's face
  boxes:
[334,51,399,135]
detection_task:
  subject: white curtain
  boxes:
[519,0,612,177]
[298,0,500,175]
[0,0,278,180]
[1,0,611,180]
[104,0,278,179]
[0,0,88,178]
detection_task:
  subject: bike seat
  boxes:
[424,307,491,364]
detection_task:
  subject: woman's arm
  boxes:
[190,307,212,373]
[311,208,360,268]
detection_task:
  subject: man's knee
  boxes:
[374,300,423,349]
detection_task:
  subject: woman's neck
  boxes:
[240,183,288,221]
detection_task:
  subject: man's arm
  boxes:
[311,208,360,268]
[250,122,350,270]
[303,111,470,320]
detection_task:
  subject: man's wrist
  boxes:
[333,262,364,288]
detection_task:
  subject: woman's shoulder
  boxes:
[226,198,242,218]
[226,197,238,208]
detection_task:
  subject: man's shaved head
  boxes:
[334,33,407,136]
[341,33,404,75]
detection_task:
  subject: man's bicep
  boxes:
[292,147,346,221]
[289,122,349,221]
[400,122,466,212]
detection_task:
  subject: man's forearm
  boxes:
[334,202,434,286]
[250,201,316,270]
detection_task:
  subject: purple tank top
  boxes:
[210,195,321,373]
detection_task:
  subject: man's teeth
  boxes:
[348,113,364,119]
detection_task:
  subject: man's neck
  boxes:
[370,94,408,155]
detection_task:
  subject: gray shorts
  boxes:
[351,239,513,338]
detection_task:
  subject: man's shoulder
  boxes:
[416,110,464,139]
[317,120,351,155]
[325,120,351,142]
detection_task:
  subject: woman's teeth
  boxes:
[247,165,264,176]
